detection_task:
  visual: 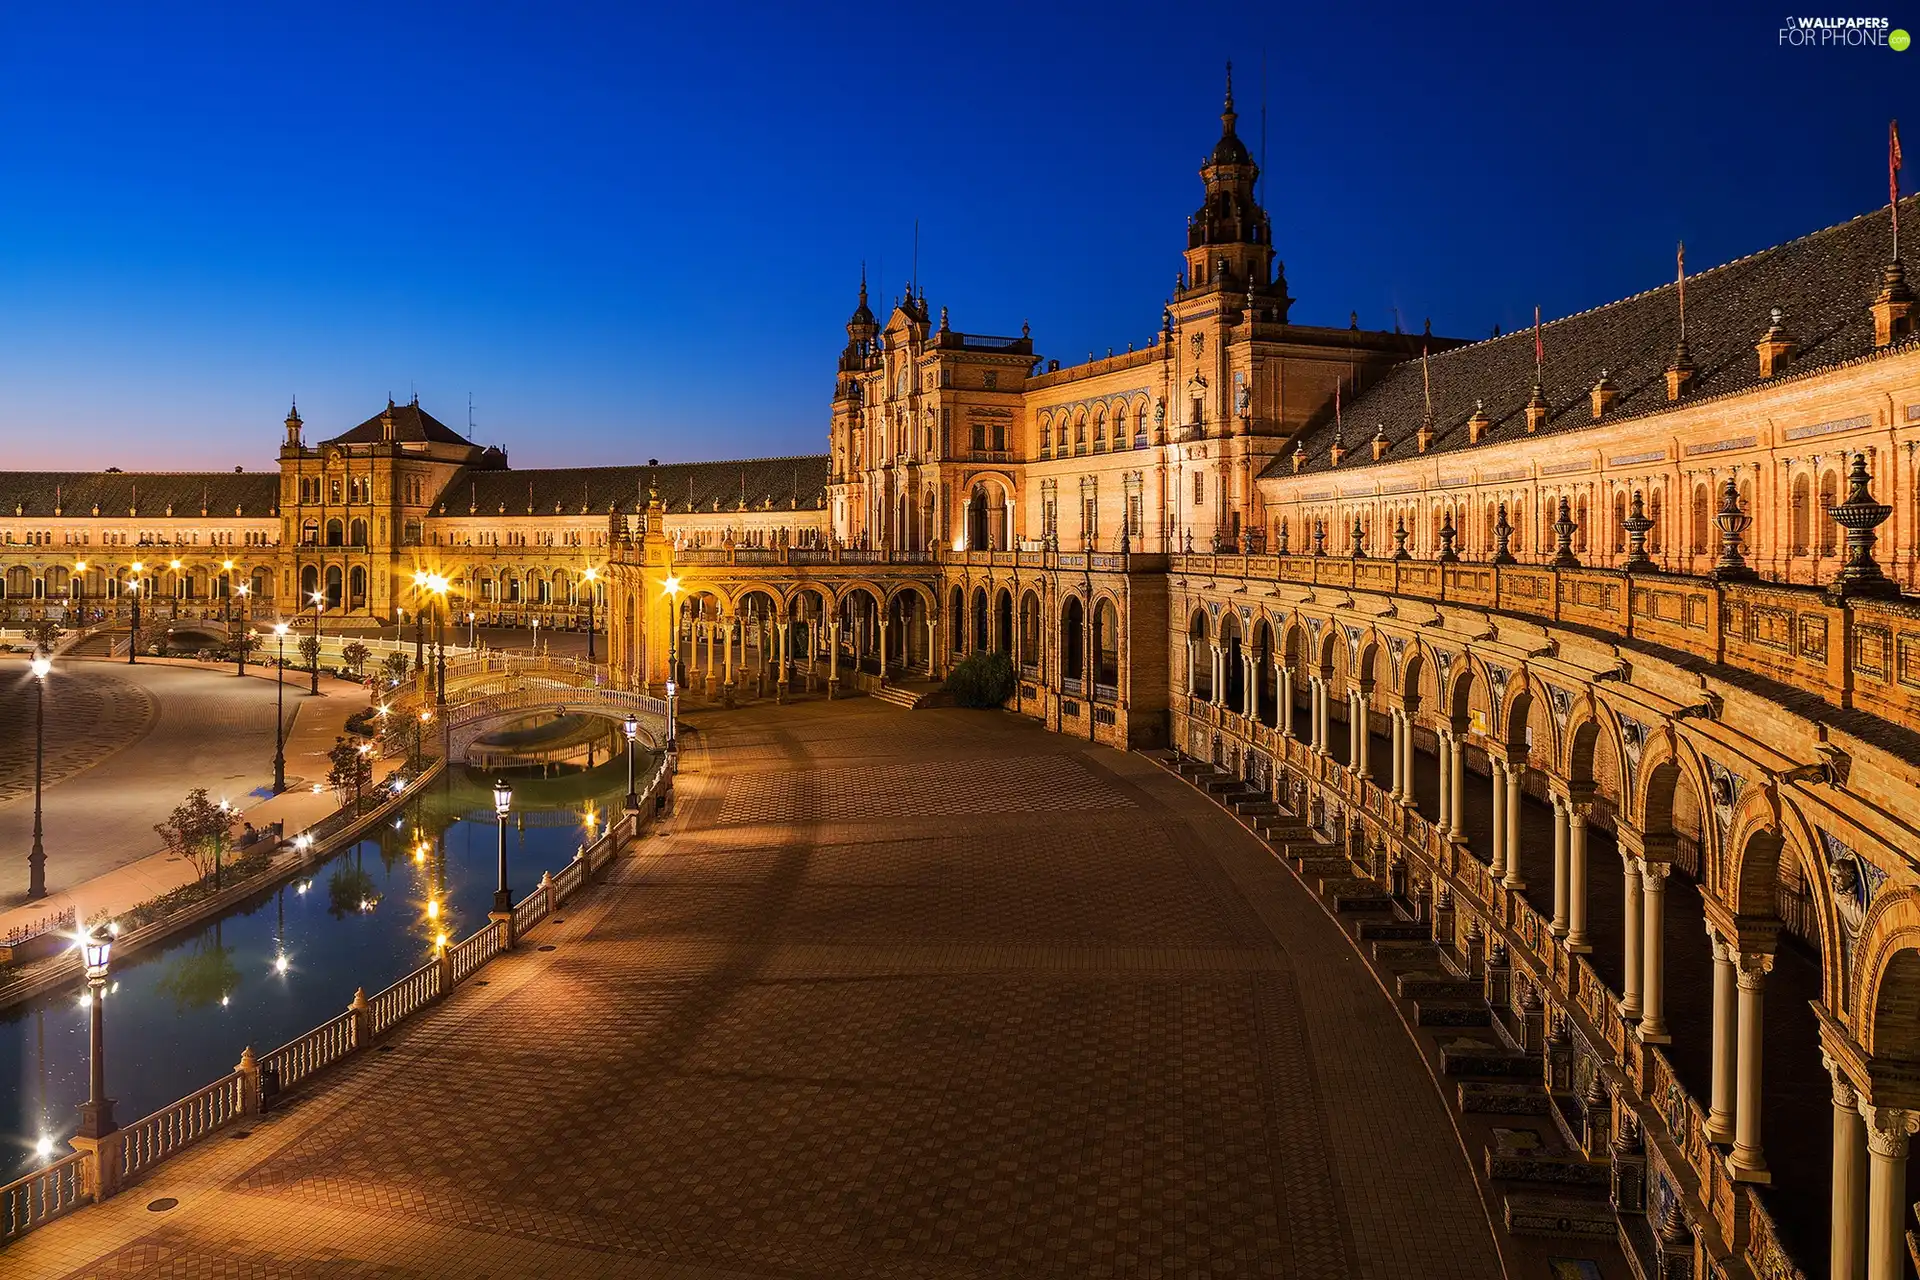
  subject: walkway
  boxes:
[0,658,390,933]
[7,698,1501,1278]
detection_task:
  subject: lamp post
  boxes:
[234,588,251,675]
[308,590,324,695]
[430,574,447,708]
[271,623,288,793]
[27,654,50,900]
[663,574,682,687]
[623,713,639,810]
[167,559,182,620]
[492,780,513,914]
[127,561,143,665]
[582,567,599,661]
[665,680,677,752]
[74,925,116,1139]
[221,559,234,628]
[72,560,87,626]
[467,610,476,650]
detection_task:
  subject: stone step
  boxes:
[1503,1191,1618,1240]
[1458,1081,1552,1116]
[1198,776,1243,795]
[1415,999,1492,1028]
[1356,920,1431,941]
[1486,1151,1610,1190]
[1231,799,1277,817]
[1332,889,1394,914]
[1369,940,1439,970]
[1440,1035,1537,1079]
[1397,972,1483,1002]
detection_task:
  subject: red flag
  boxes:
[1893,120,1904,252]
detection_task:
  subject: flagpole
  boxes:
[1892,119,1903,261]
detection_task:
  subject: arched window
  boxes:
[1613,492,1628,554]
[1039,419,1051,458]
[1818,470,1839,556]
[1093,599,1119,687]
[1648,492,1664,555]
[1574,497,1588,553]
[348,518,368,547]
[323,564,343,609]
[301,519,319,545]
[1691,484,1710,556]
[1187,612,1211,700]
[299,564,319,598]
[948,585,965,653]
[325,518,344,547]
[1093,409,1107,452]
[1019,592,1042,673]
[972,586,990,651]
[348,565,367,608]
[1060,597,1085,683]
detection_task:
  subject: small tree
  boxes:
[298,635,320,670]
[155,788,233,885]
[25,619,62,653]
[382,651,410,682]
[327,735,374,810]
[340,641,371,676]
[943,651,1016,708]
[228,631,259,663]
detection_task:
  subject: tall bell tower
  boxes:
[1182,63,1280,305]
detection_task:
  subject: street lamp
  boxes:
[221,559,234,628]
[271,622,289,793]
[27,654,51,900]
[127,561,143,665]
[74,924,116,1139]
[582,567,599,661]
[167,559,182,620]
[72,560,87,624]
[665,679,678,752]
[234,589,251,675]
[308,590,325,695]
[492,779,513,914]
[622,713,639,810]
[466,610,476,650]
[663,574,683,687]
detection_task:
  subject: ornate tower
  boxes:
[1182,63,1280,306]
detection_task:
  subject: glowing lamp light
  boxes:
[131,560,144,574]
[413,846,426,864]
[311,783,324,795]
[169,559,181,571]
[220,995,230,1007]
[273,622,289,637]
[33,1134,53,1161]
[426,900,440,920]
[222,559,234,571]
[73,560,86,572]
[434,932,448,950]
[30,655,51,679]
[80,925,113,980]
[493,779,513,818]
[623,713,638,742]
[274,953,290,975]
[662,574,681,596]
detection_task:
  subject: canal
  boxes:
[0,754,639,1183]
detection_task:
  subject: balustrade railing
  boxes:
[369,960,442,1034]
[262,1010,357,1092]
[513,885,549,935]
[119,1073,246,1181]
[449,922,502,982]
[0,1151,87,1243]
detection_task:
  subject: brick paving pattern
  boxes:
[12,699,1503,1279]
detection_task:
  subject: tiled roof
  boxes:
[1270,197,1920,479]
[323,401,476,448]
[436,455,832,517]
[0,471,279,518]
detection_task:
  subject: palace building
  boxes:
[8,73,1920,1280]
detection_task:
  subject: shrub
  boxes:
[944,651,1016,708]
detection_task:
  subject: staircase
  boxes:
[866,680,948,711]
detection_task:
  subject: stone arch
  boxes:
[1060,592,1086,682]
[1723,789,1788,920]
[1398,644,1427,715]
[1853,890,1920,1061]
[1443,654,1475,732]
[1019,588,1043,671]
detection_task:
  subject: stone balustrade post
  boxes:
[349,987,371,1049]
[235,1044,262,1116]
[542,869,557,917]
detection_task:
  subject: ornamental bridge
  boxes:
[386,654,672,764]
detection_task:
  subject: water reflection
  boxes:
[0,754,639,1182]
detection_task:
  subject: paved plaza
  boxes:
[7,697,1503,1278]
[0,659,370,920]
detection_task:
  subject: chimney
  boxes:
[1416,417,1434,453]
[1371,423,1390,461]
[1466,399,1491,444]
[1665,340,1696,401]
[1871,260,1915,347]
[1590,370,1617,419]
[1756,307,1796,378]
[1329,437,1346,467]
[1523,383,1548,434]
[1291,442,1306,473]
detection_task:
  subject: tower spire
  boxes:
[1222,61,1237,135]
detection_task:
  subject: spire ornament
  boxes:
[1492,503,1517,566]
[1437,512,1459,564]
[1550,497,1581,569]
[1711,475,1756,581]
[1392,515,1411,561]
[1622,489,1655,572]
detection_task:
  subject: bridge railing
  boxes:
[0,750,676,1244]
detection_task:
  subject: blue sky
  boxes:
[0,1,1910,470]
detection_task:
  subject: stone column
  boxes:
[1185,638,1197,697]
[1243,652,1257,719]
[1827,1057,1867,1280]
[1448,733,1466,845]
[1706,928,1737,1143]
[1550,797,1570,936]
[1400,713,1415,808]
[1388,710,1404,799]
[723,615,735,704]
[1730,952,1774,1181]
[1210,643,1224,706]
[925,618,937,678]
[1436,729,1452,835]
[1307,677,1321,750]
[1862,1105,1916,1280]
[1281,668,1294,737]
[1355,693,1371,777]
[1638,861,1669,1041]
[1489,762,1508,876]
[827,619,840,698]
[1567,807,1590,950]
[1502,766,1524,889]
[876,618,889,686]
[1620,857,1645,1019]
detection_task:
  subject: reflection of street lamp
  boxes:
[128,561,144,665]
[414,709,431,770]
[582,567,599,661]
[623,713,639,810]
[492,780,513,914]
[27,654,51,900]
[309,590,325,695]
[271,623,289,793]
[75,925,116,1139]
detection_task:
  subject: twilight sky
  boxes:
[0,1,1909,471]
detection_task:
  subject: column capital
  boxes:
[1860,1104,1919,1157]
[1736,952,1775,988]
[1823,1049,1861,1110]
[1706,921,1732,962]
[1639,859,1672,885]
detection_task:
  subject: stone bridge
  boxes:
[388,655,672,763]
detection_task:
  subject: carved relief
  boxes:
[1822,828,1884,1009]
